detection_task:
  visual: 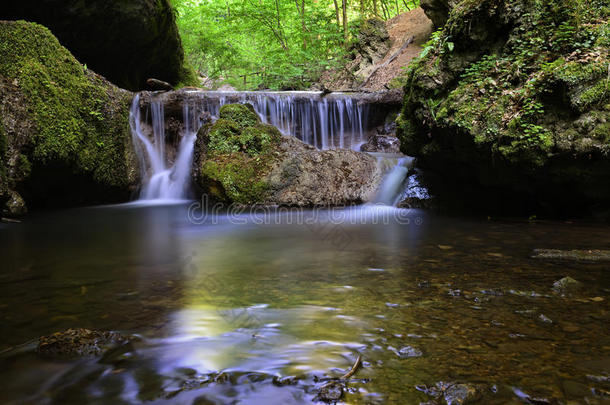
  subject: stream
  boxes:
[0,91,609,404]
[0,204,609,403]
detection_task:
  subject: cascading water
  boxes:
[179,91,370,150]
[129,94,199,201]
[372,155,416,206]
[129,89,428,205]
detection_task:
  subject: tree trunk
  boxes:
[295,0,307,49]
[333,0,341,29]
[342,0,348,42]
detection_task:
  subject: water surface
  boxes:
[1,205,609,404]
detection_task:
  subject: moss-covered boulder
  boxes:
[397,0,610,218]
[0,21,139,214]
[1,0,195,90]
[194,103,381,206]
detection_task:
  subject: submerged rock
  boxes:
[552,277,583,296]
[417,381,482,405]
[194,103,382,206]
[317,381,343,402]
[532,249,610,262]
[397,345,423,358]
[37,328,132,358]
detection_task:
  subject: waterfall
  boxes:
[372,155,416,206]
[129,94,199,201]
[129,90,412,203]
[178,91,371,150]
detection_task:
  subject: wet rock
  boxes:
[552,277,583,296]
[2,190,27,217]
[417,381,482,405]
[272,375,299,386]
[398,196,437,210]
[361,134,401,153]
[532,249,610,262]
[37,328,132,358]
[317,381,343,402]
[397,345,423,358]
[538,314,553,324]
[512,387,553,404]
[146,78,173,91]
[587,374,610,383]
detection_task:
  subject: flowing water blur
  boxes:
[0,206,609,404]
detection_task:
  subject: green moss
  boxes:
[175,62,201,89]
[198,103,282,204]
[207,119,241,154]
[201,157,270,204]
[218,104,260,128]
[398,0,609,167]
[0,21,133,190]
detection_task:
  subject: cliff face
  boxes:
[398,0,610,218]
[1,0,195,90]
[0,21,139,215]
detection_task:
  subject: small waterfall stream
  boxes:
[130,90,426,205]
[129,94,200,201]
[180,91,370,150]
[371,155,416,206]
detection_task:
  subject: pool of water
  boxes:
[0,204,609,404]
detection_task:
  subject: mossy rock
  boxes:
[397,0,610,217]
[218,104,260,128]
[196,103,281,204]
[1,0,195,90]
[0,20,139,211]
[194,103,380,206]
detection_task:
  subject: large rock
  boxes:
[193,104,382,206]
[1,0,193,91]
[0,21,139,214]
[397,0,610,219]
[420,0,456,28]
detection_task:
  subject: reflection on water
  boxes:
[0,205,609,404]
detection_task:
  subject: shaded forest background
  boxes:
[170,0,420,89]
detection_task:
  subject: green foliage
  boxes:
[0,21,134,189]
[170,0,419,89]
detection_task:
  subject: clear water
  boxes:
[0,205,609,404]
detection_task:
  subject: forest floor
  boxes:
[361,7,433,91]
